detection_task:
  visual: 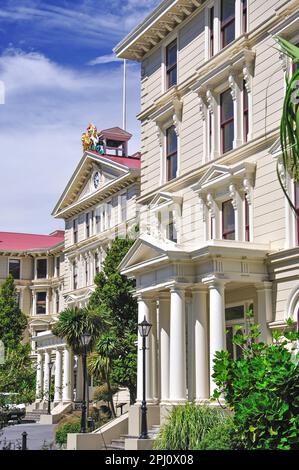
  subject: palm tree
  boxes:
[52,306,104,354]
[88,333,118,418]
[275,37,299,214]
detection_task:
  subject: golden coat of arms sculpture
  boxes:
[81,124,104,153]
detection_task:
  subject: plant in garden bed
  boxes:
[154,403,233,450]
[212,311,299,450]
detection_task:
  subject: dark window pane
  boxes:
[167,155,177,181]
[225,305,244,321]
[221,0,235,21]
[36,292,47,315]
[166,41,177,67]
[166,40,177,89]
[167,126,177,154]
[223,122,234,152]
[37,259,47,278]
[221,0,235,48]
[9,259,20,279]
[222,200,235,239]
[221,90,233,121]
[223,22,235,46]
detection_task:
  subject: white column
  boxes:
[229,73,242,149]
[193,288,209,401]
[54,349,62,403]
[208,280,226,396]
[255,282,272,344]
[235,0,242,37]
[169,287,186,402]
[43,350,51,401]
[36,353,43,400]
[214,0,221,55]
[159,295,170,403]
[149,300,158,402]
[136,297,153,402]
[62,348,73,402]
[76,355,84,402]
[186,297,195,401]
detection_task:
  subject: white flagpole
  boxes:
[122,59,127,130]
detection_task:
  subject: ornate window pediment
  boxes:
[192,162,256,195]
[149,191,182,211]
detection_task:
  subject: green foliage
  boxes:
[55,415,81,447]
[88,237,137,403]
[0,344,36,404]
[197,417,238,450]
[0,275,27,349]
[154,404,230,450]
[212,314,299,450]
[275,37,299,212]
[52,307,104,355]
[93,383,118,404]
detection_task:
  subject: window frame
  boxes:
[73,262,78,290]
[222,199,236,240]
[221,0,236,49]
[73,218,78,244]
[245,196,250,241]
[166,39,177,90]
[36,291,47,315]
[209,6,214,57]
[36,258,48,279]
[220,89,234,154]
[8,258,21,280]
[166,125,178,181]
[242,0,247,34]
[86,213,90,238]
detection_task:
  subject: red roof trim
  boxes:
[0,232,64,251]
[88,151,141,169]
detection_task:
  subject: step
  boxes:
[106,444,125,450]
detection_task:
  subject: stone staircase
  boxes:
[104,424,160,450]
[22,409,49,423]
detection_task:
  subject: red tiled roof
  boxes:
[88,151,141,169]
[0,231,64,252]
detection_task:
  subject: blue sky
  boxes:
[0,0,160,233]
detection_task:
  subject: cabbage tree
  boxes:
[275,37,299,215]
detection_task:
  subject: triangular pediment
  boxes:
[269,138,282,157]
[119,235,167,273]
[199,164,231,186]
[149,191,182,211]
[52,152,131,217]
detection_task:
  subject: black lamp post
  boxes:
[47,361,54,415]
[80,332,91,433]
[138,316,152,439]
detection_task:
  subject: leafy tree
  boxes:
[88,237,137,403]
[0,275,27,349]
[275,37,299,215]
[0,344,36,405]
[52,307,105,354]
[212,312,299,450]
[88,333,118,417]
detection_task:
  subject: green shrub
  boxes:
[197,417,239,450]
[93,384,118,404]
[154,403,230,450]
[213,314,299,450]
[55,416,81,447]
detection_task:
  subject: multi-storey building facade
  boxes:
[0,231,64,351]
[32,126,141,418]
[114,0,299,430]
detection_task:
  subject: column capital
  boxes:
[203,278,226,290]
[255,281,272,291]
[169,283,187,294]
[190,284,208,294]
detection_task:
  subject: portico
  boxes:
[32,331,81,418]
[120,234,273,417]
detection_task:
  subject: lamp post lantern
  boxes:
[138,316,152,439]
[80,332,92,433]
[47,361,54,415]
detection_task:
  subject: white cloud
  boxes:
[0,49,141,233]
[88,54,122,66]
